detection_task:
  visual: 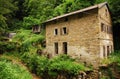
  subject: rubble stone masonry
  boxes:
[45,4,113,67]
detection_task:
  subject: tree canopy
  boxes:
[0,0,120,37]
[0,0,17,33]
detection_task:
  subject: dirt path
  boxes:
[0,55,41,79]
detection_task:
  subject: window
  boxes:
[63,27,67,34]
[103,46,106,58]
[54,29,58,35]
[101,23,112,34]
[63,42,67,54]
[105,9,108,16]
[54,42,58,54]
[101,23,104,32]
[33,25,40,33]
[107,46,110,56]
[101,23,108,33]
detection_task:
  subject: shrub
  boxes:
[21,54,87,79]
[21,53,49,75]
[0,59,32,79]
[23,16,40,29]
[102,51,120,64]
[0,41,20,53]
[48,55,86,78]
[109,51,120,64]
[13,29,45,52]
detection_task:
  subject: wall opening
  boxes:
[54,29,58,35]
[63,27,67,34]
[101,23,105,32]
[54,42,58,54]
[107,46,110,56]
[63,42,67,54]
[105,9,108,17]
[103,46,106,58]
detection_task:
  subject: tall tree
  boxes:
[0,0,17,33]
[109,0,120,50]
[53,0,93,16]
[22,0,55,28]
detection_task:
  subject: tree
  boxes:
[53,0,92,16]
[0,0,17,34]
[109,0,120,50]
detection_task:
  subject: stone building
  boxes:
[44,2,114,65]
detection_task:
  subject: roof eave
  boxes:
[44,2,108,23]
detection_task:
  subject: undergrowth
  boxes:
[21,53,90,79]
[102,51,120,64]
[0,57,32,79]
[100,51,120,79]
[12,29,45,53]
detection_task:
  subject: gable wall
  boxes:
[98,5,114,59]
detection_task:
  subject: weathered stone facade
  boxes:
[45,2,113,66]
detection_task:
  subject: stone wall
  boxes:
[45,5,113,66]
[98,5,113,59]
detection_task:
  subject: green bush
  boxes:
[21,54,87,79]
[109,51,120,64]
[23,16,40,29]
[0,42,20,53]
[13,29,45,52]
[48,55,86,78]
[13,29,31,42]
[102,51,120,64]
[0,59,32,79]
[21,53,48,74]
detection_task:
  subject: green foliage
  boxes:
[13,29,45,52]
[0,15,7,33]
[50,54,75,62]
[109,52,120,64]
[53,0,92,16]
[48,55,86,76]
[21,53,49,75]
[21,54,87,79]
[0,41,20,53]
[23,16,40,29]
[95,0,107,4]
[0,58,32,79]
[0,0,18,33]
[100,52,120,79]
[7,19,23,30]
[102,51,120,64]
[13,29,31,42]
[24,0,54,23]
